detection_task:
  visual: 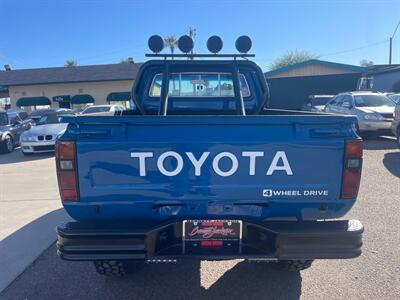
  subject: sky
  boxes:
[0,0,400,71]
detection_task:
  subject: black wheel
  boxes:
[93,260,143,277]
[275,260,313,271]
[1,135,14,154]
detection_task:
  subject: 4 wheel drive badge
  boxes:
[263,189,273,197]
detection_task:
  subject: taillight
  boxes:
[56,141,79,202]
[341,140,363,199]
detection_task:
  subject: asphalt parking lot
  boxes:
[0,138,399,300]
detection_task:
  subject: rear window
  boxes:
[149,73,250,98]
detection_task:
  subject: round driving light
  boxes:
[235,35,252,53]
[207,36,223,54]
[178,35,194,53]
[148,35,164,53]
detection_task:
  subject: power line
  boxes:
[391,19,400,38]
[318,39,389,58]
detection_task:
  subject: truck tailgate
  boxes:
[63,115,357,221]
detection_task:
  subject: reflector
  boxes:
[58,171,79,201]
[341,169,361,199]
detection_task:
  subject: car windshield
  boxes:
[311,97,332,106]
[354,95,395,107]
[37,114,64,125]
[0,113,8,126]
[82,106,111,114]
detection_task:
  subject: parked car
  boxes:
[325,91,395,135]
[0,108,31,153]
[81,104,124,116]
[301,95,333,112]
[392,100,400,147]
[388,93,400,104]
[55,43,363,277]
[29,108,73,125]
[20,110,74,154]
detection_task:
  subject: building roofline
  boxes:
[264,59,366,77]
[0,63,142,87]
[2,78,134,88]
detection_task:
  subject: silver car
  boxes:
[391,100,400,147]
[20,111,74,154]
[81,104,124,116]
[325,92,395,135]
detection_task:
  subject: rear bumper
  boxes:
[57,219,363,261]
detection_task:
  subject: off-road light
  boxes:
[148,35,164,53]
[207,36,223,53]
[178,35,194,53]
[235,35,252,53]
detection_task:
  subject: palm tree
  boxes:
[120,57,134,64]
[164,36,178,56]
[65,60,77,67]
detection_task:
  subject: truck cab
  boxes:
[132,59,268,115]
[56,36,363,277]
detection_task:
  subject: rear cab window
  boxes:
[149,73,251,98]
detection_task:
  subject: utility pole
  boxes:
[389,20,400,64]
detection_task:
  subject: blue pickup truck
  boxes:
[56,36,363,276]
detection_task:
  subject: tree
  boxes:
[187,27,197,58]
[269,50,318,70]
[164,36,178,55]
[360,59,374,67]
[65,60,77,67]
[120,57,134,64]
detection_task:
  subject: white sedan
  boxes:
[20,112,74,154]
[81,105,125,116]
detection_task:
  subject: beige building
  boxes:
[0,63,142,111]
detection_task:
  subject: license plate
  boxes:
[183,220,242,241]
